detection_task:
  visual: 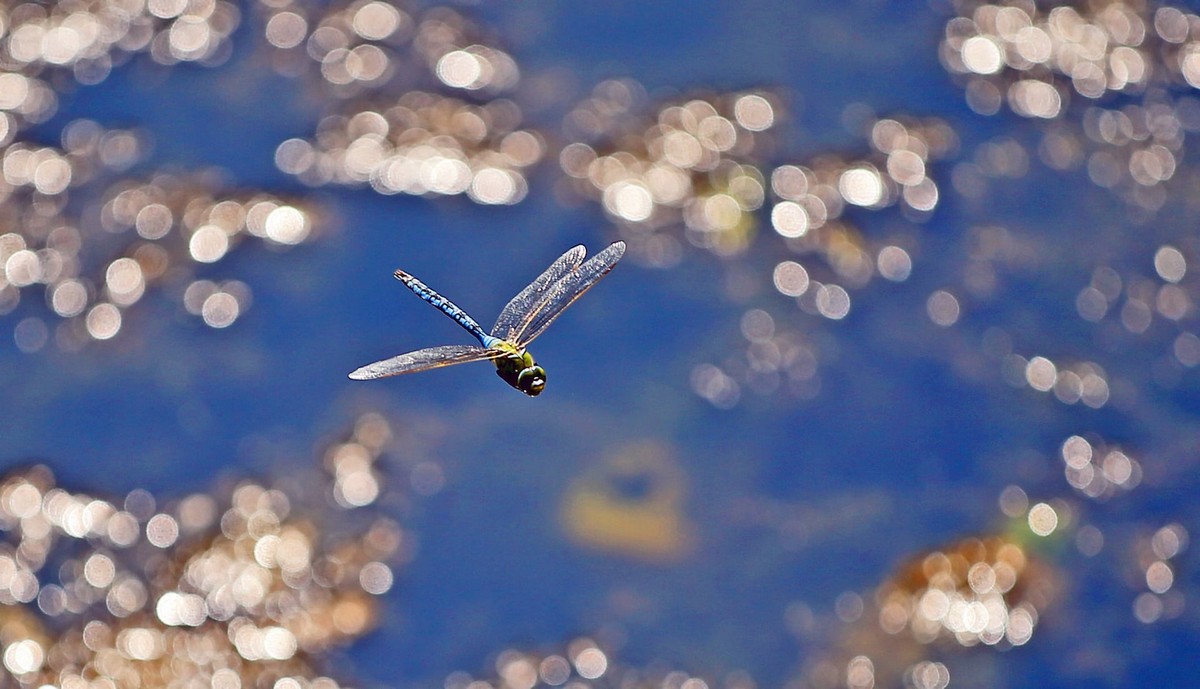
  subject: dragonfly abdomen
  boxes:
[394,269,489,342]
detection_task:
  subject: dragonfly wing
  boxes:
[348,344,500,380]
[491,245,586,341]
[511,241,626,346]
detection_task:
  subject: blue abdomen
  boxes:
[394,270,489,343]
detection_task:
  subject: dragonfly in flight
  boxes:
[349,241,626,396]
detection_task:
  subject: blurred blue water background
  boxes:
[2,2,1198,688]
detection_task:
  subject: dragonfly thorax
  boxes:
[489,340,545,397]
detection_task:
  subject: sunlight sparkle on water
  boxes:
[0,138,316,347]
[944,1,1200,206]
[0,414,412,688]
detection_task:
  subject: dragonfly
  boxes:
[349,241,626,396]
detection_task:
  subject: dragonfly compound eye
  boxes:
[518,366,546,396]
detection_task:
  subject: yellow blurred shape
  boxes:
[561,441,693,562]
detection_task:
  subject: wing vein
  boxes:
[348,344,501,380]
[510,241,626,345]
[491,245,586,341]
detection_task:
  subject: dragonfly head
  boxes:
[492,346,546,396]
[516,365,546,396]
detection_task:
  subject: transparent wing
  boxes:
[491,245,586,341]
[511,241,626,346]
[348,344,502,380]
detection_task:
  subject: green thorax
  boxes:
[489,340,546,396]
